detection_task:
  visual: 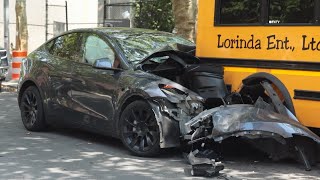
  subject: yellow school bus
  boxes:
[197,0,320,128]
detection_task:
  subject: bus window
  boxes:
[269,0,315,24]
[220,0,261,24]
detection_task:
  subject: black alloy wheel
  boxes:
[120,100,160,157]
[20,86,46,131]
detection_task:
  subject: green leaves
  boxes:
[133,0,174,32]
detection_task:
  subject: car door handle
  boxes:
[39,57,48,62]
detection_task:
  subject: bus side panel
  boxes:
[197,0,320,63]
[224,67,320,128]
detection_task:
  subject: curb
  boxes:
[0,81,18,93]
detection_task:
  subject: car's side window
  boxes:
[49,33,83,62]
[84,35,115,66]
[45,40,54,53]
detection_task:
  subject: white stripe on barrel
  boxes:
[12,51,27,80]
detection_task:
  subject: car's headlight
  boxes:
[159,84,185,95]
[159,84,203,114]
[159,84,185,103]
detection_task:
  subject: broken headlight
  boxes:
[159,84,186,102]
[159,84,203,115]
[186,100,203,115]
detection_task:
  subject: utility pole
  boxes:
[3,0,10,53]
[45,0,48,41]
[65,1,68,31]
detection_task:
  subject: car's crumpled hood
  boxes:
[137,44,197,65]
[184,104,320,144]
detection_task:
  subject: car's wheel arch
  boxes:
[115,90,181,149]
[115,93,149,136]
[18,79,48,124]
[18,79,42,105]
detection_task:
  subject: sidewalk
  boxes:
[1,80,18,92]
[1,61,18,92]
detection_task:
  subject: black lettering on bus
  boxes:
[267,35,276,50]
[317,41,320,51]
[276,39,284,49]
[217,34,261,50]
[302,35,309,50]
[240,39,246,49]
[284,37,290,50]
[230,39,235,48]
[255,39,261,49]
[301,35,320,51]
[225,39,231,48]
[247,35,254,49]
[310,38,317,51]
[218,34,223,48]
[236,35,239,48]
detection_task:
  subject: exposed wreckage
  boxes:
[138,46,320,176]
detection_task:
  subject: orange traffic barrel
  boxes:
[12,51,27,80]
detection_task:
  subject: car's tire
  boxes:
[119,100,160,157]
[20,86,46,131]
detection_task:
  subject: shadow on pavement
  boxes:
[0,92,319,179]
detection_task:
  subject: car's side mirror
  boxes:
[92,58,113,69]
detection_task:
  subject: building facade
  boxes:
[0,0,133,53]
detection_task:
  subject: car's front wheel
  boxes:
[119,100,160,157]
[20,86,46,131]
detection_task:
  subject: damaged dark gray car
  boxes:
[18,28,320,176]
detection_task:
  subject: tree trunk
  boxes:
[172,0,198,42]
[15,0,28,51]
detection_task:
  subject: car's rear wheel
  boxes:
[20,86,46,131]
[119,100,160,157]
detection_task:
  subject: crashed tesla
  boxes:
[18,28,320,173]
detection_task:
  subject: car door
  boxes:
[70,33,121,133]
[44,33,83,125]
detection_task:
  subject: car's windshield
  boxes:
[109,32,194,64]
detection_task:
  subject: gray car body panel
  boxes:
[184,105,320,144]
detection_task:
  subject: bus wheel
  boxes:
[239,72,296,116]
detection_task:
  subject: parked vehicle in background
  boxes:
[0,47,8,82]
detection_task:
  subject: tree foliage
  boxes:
[133,0,174,32]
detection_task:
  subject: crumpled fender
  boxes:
[184,105,320,144]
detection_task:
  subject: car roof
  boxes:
[46,27,177,45]
[62,27,174,37]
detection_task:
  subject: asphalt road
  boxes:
[0,92,319,180]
